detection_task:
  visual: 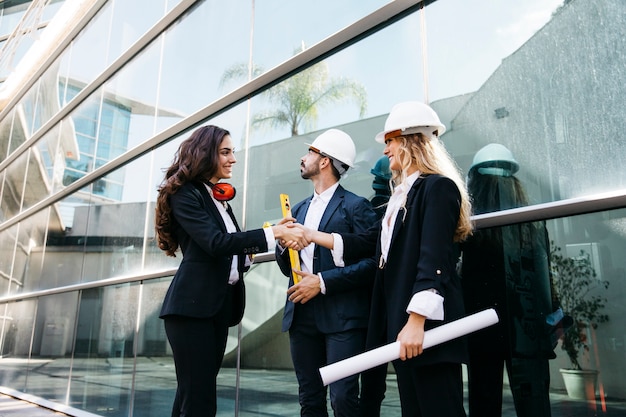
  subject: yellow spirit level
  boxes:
[280,193,302,284]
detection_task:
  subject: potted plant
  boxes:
[550,243,609,399]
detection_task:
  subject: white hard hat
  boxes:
[306,129,356,174]
[375,101,446,143]
[470,143,519,176]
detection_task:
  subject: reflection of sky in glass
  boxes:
[427,0,563,101]
[209,0,563,148]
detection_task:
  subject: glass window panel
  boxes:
[0,150,29,218]
[132,277,176,416]
[0,299,38,391]
[59,92,103,188]
[20,207,58,292]
[41,0,66,22]
[77,203,146,282]
[40,189,94,290]
[60,14,103,101]
[57,0,169,106]
[429,0,626,206]
[68,283,140,415]
[20,125,68,212]
[0,2,29,36]
[15,78,40,142]
[9,84,41,154]
[96,31,162,154]
[0,109,17,162]
[106,0,169,66]
[26,292,79,402]
[43,153,162,284]
[30,66,61,135]
[55,86,133,192]
[10,209,50,295]
[0,222,17,297]
[156,1,252,118]
[218,0,389,97]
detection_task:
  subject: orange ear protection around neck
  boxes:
[207,181,236,202]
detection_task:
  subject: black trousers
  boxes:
[359,363,387,417]
[163,287,232,417]
[467,351,552,417]
[394,362,466,417]
[289,302,367,417]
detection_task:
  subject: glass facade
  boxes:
[0,0,624,416]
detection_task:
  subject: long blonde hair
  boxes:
[391,133,473,242]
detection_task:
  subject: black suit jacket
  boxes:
[348,174,468,366]
[159,182,268,325]
[276,185,377,334]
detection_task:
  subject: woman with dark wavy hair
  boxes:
[155,125,306,416]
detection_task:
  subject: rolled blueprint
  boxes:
[319,308,498,386]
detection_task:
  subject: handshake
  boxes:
[272,217,314,250]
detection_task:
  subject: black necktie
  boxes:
[225,203,241,232]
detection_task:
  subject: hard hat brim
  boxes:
[375,125,446,144]
[304,142,354,167]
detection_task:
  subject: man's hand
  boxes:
[287,270,321,304]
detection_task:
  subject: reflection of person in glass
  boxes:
[460,143,559,417]
[369,155,392,219]
[154,125,306,416]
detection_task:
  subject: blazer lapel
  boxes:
[193,182,228,232]
[194,182,247,274]
[297,197,313,224]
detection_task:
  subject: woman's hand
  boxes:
[397,312,426,360]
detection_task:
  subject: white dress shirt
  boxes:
[300,182,339,294]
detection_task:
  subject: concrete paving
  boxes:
[0,360,624,416]
[0,393,70,416]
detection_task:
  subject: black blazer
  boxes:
[348,174,468,366]
[276,185,377,334]
[159,182,268,325]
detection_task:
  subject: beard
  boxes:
[300,163,320,180]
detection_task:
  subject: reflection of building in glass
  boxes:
[0,0,65,85]
[441,0,626,203]
[60,81,130,200]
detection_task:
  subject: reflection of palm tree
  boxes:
[220,47,367,136]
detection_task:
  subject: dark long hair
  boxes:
[155,125,230,256]
[467,170,528,215]
[467,169,529,245]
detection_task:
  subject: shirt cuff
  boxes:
[318,273,326,295]
[263,227,276,251]
[330,233,345,267]
[406,290,444,320]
